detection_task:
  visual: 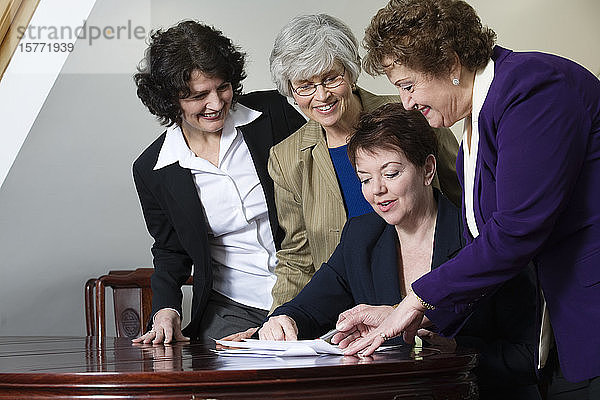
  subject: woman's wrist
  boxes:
[408,289,436,311]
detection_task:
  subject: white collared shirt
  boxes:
[463,58,495,239]
[154,103,277,311]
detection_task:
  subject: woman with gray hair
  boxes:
[265,14,461,312]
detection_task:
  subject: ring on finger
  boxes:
[380,332,388,341]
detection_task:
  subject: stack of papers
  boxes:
[214,338,343,357]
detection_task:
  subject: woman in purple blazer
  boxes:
[336,0,600,396]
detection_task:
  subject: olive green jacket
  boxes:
[268,87,461,310]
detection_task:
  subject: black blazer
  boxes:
[271,191,539,398]
[133,90,305,338]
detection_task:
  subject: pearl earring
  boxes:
[452,78,460,86]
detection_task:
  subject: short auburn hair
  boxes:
[363,0,496,77]
[348,102,438,169]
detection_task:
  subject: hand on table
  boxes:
[258,315,298,341]
[132,308,190,344]
[220,327,258,342]
[216,327,258,350]
[337,292,425,356]
[331,304,395,348]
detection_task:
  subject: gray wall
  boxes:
[1,0,598,336]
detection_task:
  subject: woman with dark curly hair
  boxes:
[131,20,305,345]
[336,0,600,396]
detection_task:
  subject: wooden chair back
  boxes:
[85,268,192,338]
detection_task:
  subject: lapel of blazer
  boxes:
[239,111,272,182]
[473,137,486,233]
[368,190,463,305]
[431,190,465,269]
[300,120,344,203]
[456,144,474,244]
[238,109,280,237]
[472,155,482,235]
[370,223,403,305]
[158,162,208,241]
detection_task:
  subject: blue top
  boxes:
[328,145,372,218]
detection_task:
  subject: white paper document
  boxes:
[214,338,343,357]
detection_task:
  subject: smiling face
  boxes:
[178,70,233,135]
[290,64,356,129]
[382,58,471,128]
[356,148,435,227]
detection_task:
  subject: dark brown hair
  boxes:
[348,102,438,169]
[363,0,496,77]
[134,20,246,127]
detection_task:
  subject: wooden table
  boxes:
[0,336,479,399]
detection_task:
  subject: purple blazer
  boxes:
[412,46,600,382]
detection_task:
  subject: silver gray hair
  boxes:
[270,14,361,97]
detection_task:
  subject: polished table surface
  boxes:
[0,336,479,399]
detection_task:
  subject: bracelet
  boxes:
[393,293,436,311]
[413,291,436,311]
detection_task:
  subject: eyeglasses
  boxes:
[290,66,346,97]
